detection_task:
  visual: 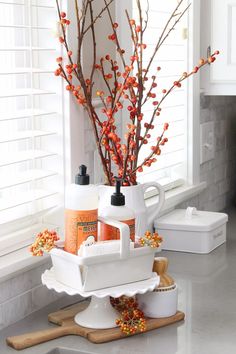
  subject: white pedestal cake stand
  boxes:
[42,268,159,330]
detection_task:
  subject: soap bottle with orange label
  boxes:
[99,179,135,242]
[64,165,98,254]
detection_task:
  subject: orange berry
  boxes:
[164,123,169,130]
[199,58,205,65]
[108,33,116,41]
[208,56,216,63]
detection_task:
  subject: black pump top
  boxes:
[75,165,90,185]
[111,178,125,206]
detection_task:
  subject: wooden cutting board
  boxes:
[6,301,185,350]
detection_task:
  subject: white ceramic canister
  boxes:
[137,285,178,318]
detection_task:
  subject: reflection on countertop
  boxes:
[0,206,235,354]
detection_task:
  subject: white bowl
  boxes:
[137,284,178,318]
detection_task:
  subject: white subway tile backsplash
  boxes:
[31,284,63,312]
[215,136,226,152]
[2,291,32,328]
[209,183,219,201]
[215,195,227,212]
[0,262,51,304]
[214,165,226,183]
[200,108,211,123]
[178,94,236,212]
[218,179,230,196]
[0,272,32,304]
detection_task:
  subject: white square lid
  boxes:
[154,207,228,232]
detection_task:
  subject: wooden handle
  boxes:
[153,257,175,288]
[6,326,72,350]
[153,257,168,274]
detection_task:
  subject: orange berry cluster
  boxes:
[29,229,60,256]
[111,296,146,335]
[139,231,163,249]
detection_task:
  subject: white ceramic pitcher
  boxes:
[98,182,165,237]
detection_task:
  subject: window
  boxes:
[0,0,64,256]
[118,0,195,193]
[0,0,201,258]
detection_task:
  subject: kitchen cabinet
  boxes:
[201,0,236,95]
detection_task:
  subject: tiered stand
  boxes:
[42,268,160,329]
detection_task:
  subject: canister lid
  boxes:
[154,207,228,232]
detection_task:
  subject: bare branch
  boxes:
[143,0,189,80]
[103,0,127,70]
[83,0,115,36]
[88,1,97,87]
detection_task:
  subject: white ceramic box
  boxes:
[154,207,228,254]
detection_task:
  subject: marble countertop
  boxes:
[1,206,236,354]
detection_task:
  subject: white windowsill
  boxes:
[0,249,50,284]
[146,181,207,215]
[0,182,206,283]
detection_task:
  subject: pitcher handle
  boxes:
[142,182,165,226]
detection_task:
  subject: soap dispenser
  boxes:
[64,165,98,254]
[99,178,135,241]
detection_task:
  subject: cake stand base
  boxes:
[41,268,159,330]
[75,296,119,329]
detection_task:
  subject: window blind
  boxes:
[132,0,189,189]
[0,0,64,255]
